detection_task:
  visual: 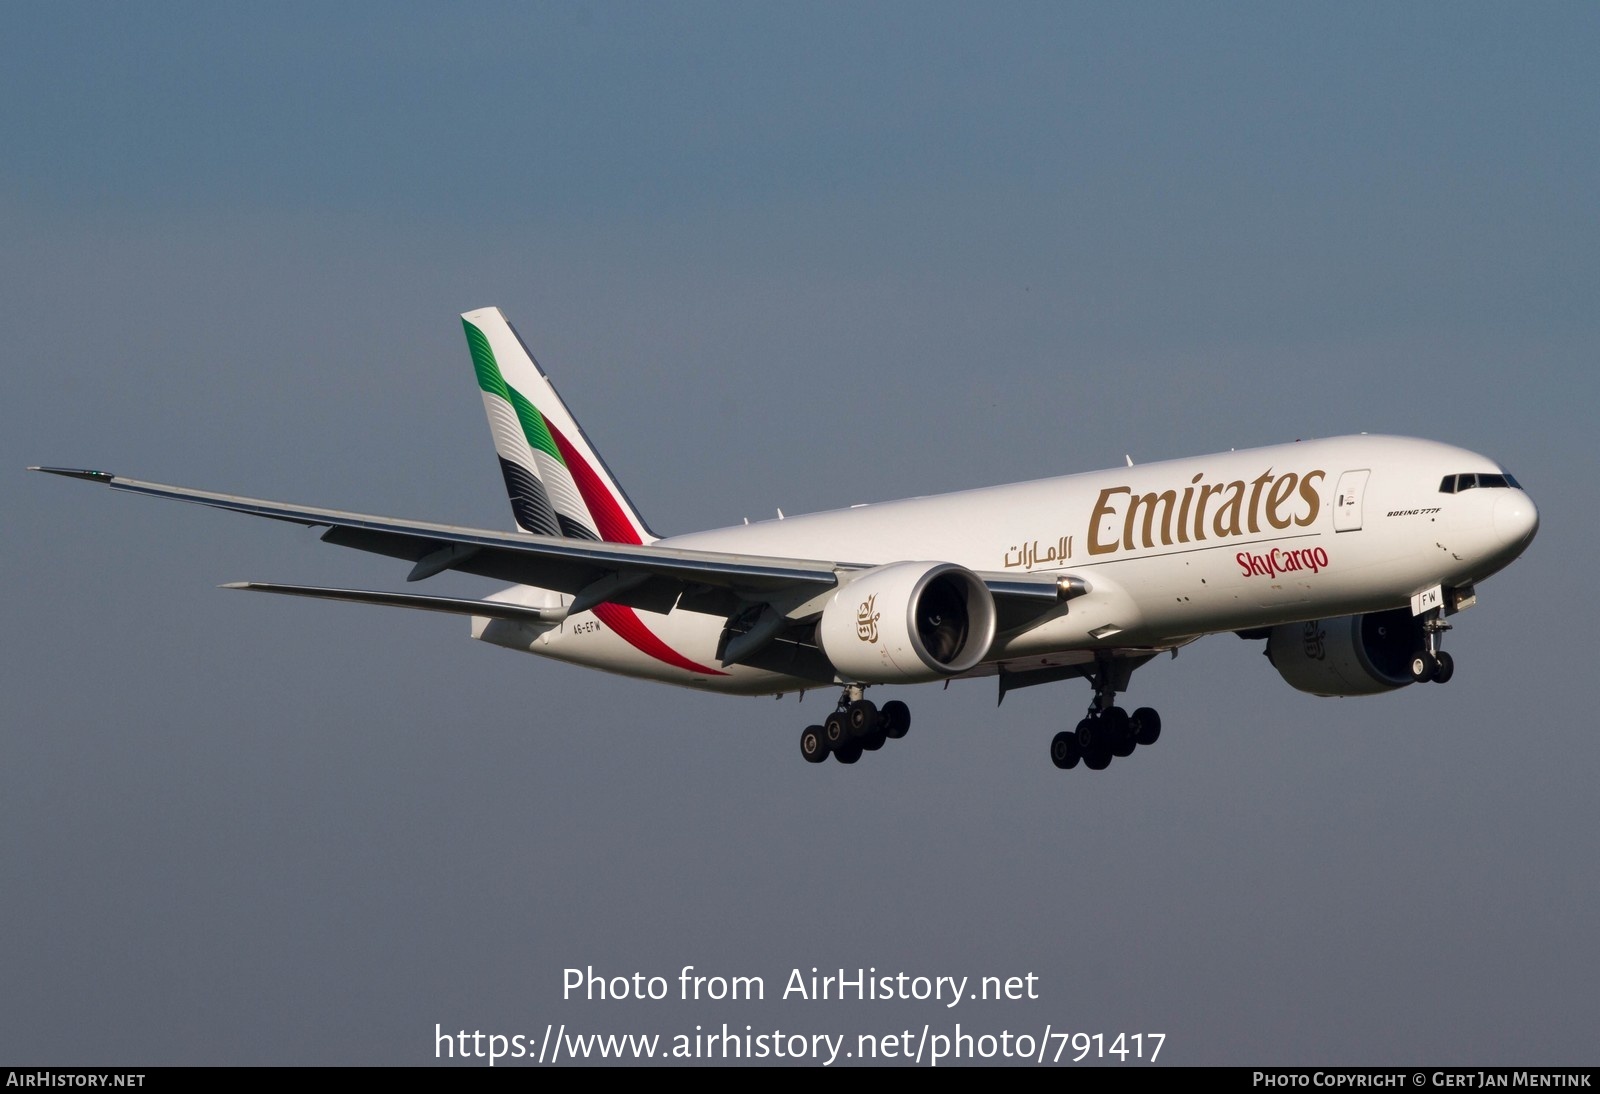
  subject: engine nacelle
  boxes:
[816,561,997,684]
[1266,608,1422,696]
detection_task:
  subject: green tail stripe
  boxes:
[464,319,564,464]
[508,386,561,462]
[464,321,509,401]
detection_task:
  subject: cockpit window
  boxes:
[1440,472,1521,494]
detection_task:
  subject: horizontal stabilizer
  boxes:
[221,582,565,624]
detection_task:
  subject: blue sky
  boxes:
[4,3,1596,1065]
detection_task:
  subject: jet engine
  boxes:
[1265,607,1423,696]
[815,561,997,684]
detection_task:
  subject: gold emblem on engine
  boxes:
[856,594,881,644]
[1302,621,1327,661]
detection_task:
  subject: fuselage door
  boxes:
[1333,469,1370,532]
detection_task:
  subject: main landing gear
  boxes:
[1409,611,1456,684]
[799,686,911,765]
[1049,658,1162,772]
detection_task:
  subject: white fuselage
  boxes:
[472,435,1538,695]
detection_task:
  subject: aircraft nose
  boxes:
[1493,490,1539,552]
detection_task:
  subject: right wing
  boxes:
[33,467,1088,677]
[31,467,842,620]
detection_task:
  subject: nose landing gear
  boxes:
[1410,611,1456,684]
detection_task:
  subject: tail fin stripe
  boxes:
[505,386,563,463]
[526,445,596,539]
[556,515,600,541]
[545,419,644,546]
[496,458,562,538]
[482,394,537,468]
[464,309,655,545]
[465,323,511,402]
[469,320,563,468]
[482,377,598,538]
[465,308,721,675]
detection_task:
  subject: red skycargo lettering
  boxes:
[1236,546,1330,579]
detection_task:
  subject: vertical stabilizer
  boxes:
[462,307,656,545]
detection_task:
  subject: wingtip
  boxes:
[30,466,115,483]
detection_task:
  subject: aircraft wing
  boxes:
[33,467,843,615]
[32,468,1079,631]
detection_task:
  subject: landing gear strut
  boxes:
[1410,610,1455,684]
[799,687,912,765]
[1050,656,1162,772]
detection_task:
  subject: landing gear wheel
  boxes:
[832,740,863,765]
[846,700,879,737]
[861,725,889,751]
[1074,717,1097,751]
[823,711,850,749]
[1432,650,1455,684]
[1131,707,1162,746]
[1107,707,1136,757]
[1410,650,1438,683]
[881,700,911,740]
[800,725,829,763]
[1050,730,1081,770]
[1082,741,1113,770]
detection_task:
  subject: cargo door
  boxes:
[1333,469,1370,532]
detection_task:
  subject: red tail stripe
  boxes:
[545,420,641,546]
[544,421,727,676]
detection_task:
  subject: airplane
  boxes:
[33,306,1540,770]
